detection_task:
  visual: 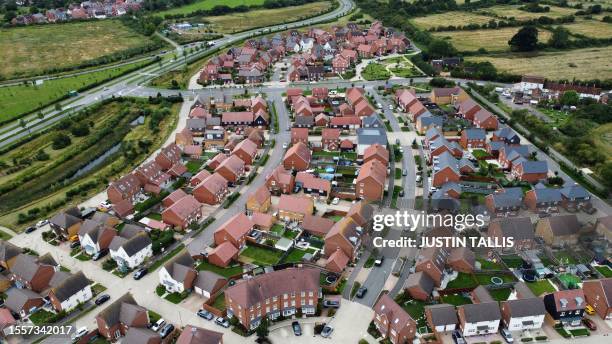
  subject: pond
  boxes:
[69,143,121,181]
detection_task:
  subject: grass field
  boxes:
[362,63,391,80]
[526,279,556,296]
[563,20,612,39]
[240,246,283,265]
[0,20,153,78]
[466,46,612,80]
[157,0,265,17]
[592,123,612,161]
[0,60,150,123]
[433,27,551,52]
[411,11,494,30]
[478,5,577,21]
[205,2,332,33]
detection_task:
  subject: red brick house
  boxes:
[231,139,258,165]
[460,128,486,149]
[332,54,350,73]
[155,144,182,170]
[356,159,386,201]
[363,144,389,166]
[162,195,202,229]
[10,253,57,292]
[107,174,142,205]
[96,293,149,342]
[583,279,612,320]
[354,99,375,117]
[321,128,341,151]
[213,213,254,249]
[208,241,239,268]
[265,166,295,194]
[291,128,309,145]
[215,155,246,183]
[208,153,228,170]
[283,142,312,171]
[373,293,417,344]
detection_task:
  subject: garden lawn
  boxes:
[280,248,307,264]
[165,292,188,304]
[396,295,428,328]
[362,63,391,81]
[555,251,577,265]
[196,261,243,278]
[446,272,478,289]
[212,292,226,311]
[558,273,581,287]
[0,20,153,79]
[441,294,472,306]
[595,265,612,278]
[475,273,516,285]
[240,246,283,265]
[526,279,556,296]
[501,255,524,268]
[185,160,203,173]
[489,288,512,301]
[477,258,505,270]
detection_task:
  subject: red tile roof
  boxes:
[278,195,313,214]
[215,213,254,242]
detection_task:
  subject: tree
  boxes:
[256,317,269,339]
[600,162,612,189]
[4,11,16,23]
[70,123,90,137]
[548,26,570,48]
[560,90,579,106]
[508,26,539,52]
[427,39,457,58]
[52,133,72,150]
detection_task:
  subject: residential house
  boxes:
[246,185,271,213]
[159,251,197,293]
[492,127,520,145]
[295,172,331,198]
[329,116,361,130]
[193,173,229,205]
[48,271,92,312]
[78,219,117,255]
[123,328,161,344]
[535,215,581,247]
[107,174,142,205]
[215,155,246,183]
[294,115,314,128]
[162,195,202,229]
[396,88,417,112]
[511,160,548,183]
[301,215,335,237]
[560,184,591,210]
[356,128,387,156]
[134,161,171,194]
[109,230,153,270]
[49,208,82,239]
[363,143,389,166]
[232,139,258,165]
[283,142,312,171]
[543,289,586,326]
[425,304,458,333]
[291,128,309,145]
[0,308,16,337]
[10,253,57,292]
[583,279,612,320]
[265,166,295,194]
[404,271,435,301]
[372,293,417,344]
[207,241,239,268]
[356,159,386,201]
[415,247,449,287]
[0,241,21,270]
[190,170,212,187]
[321,128,341,151]
[5,288,44,318]
[362,115,383,128]
[456,98,482,121]
[324,217,361,267]
[473,108,498,130]
[447,247,475,273]
[225,268,320,329]
[460,128,486,149]
[176,325,223,344]
[430,87,469,105]
[155,144,183,171]
[500,297,546,331]
[213,213,254,249]
[278,195,314,222]
[488,217,535,252]
[221,112,253,126]
[96,293,149,341]
[485,187,523,216]
[498,145,530,169]
[457,302,501,336]
[524,187,562,212]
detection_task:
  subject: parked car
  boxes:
[71,327,88,343]
[332,197,340,205]
[215,317,230,328]
[583,318,597,331]
[151,319,166,332]
[36,220,49,228]
[133,268,148,280]
[69,241,81,249]
[585,304,596,315]
[355,287,367,298]
[283,142,288,149]
[92,249,108,261]
[322,300,340,308]
[160,324,175,339]
[402,169,407,176]
[292,321,302,336]
[374,256,384,266]
[501,328,514,343]
[452,330,466,344]
[197,309,214,320]
[25,226,36,234]
[399,190,404,197]
[94,294,110,306]
[321,325,334,338]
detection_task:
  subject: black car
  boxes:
[452,330,466,344]
[95,294,110,305]
[292,321,302,336]
[159,324,175,339]
[355,287,367,298]
[25,226,36,234]
[69,241,81,249]
[92,249,109,261]
[133,268,148,280]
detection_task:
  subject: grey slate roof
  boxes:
[505,297,546,317]
[463,128,486,140]
[426,304,458,326]
[418,113,444,128]
[460,302,501,322]
[0,240,21,263]
[492,217,535,240]
[78,219,103,239]
[109,232,151,257]
[532,188,562,203]
[494,127,519,141]
[519,160,548,174]
[123,327,160,344]
[560,184,589,200]
[51,271,91,302]
[545,214,581,236]
[49,211,81,229]
[294,116,314,126]
[426,127,442,141]
[6,288,42,313]
[164,251,195,282]
[362,115,382,127]
[194,270,226,294]
[356,128,387,146]
[97,293,144,327]
[404,271,434,295]
[11,254,44,282]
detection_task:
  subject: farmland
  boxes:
[205,1,332,33]
[0,60,151,123]
[156,0,265,17]
[432,27,552,52]
[562,20,612,39]
[592,123,612,159]
[477,5,577,21]
[0,98,179,230]
[411,11,494,30]
[0,20,155,79]
[466,46,612,80]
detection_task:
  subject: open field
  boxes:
[157,0,265,17]
[466,46,612,80]
[0,20,154,79]
[205,2,332,33]
[0,99,179,230]
[0,60,150,123]
[433,27,552,52]
[563,20,612,39]
[477,5,577,21]
[411,11,494,30]
[592,123,612,160]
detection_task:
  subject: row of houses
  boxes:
[11,0,141,25]
[515,75,609,102]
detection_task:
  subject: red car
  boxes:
[583,318,597,331]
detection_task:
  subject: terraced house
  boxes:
[225,268,320,330]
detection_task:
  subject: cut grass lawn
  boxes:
[185,160,203,173]
[433,27,551,52]
[205,2,332,34]
[280,248,308,263]
[526,279,556,296]
[477,258,505,270]
[446,272,478,289]
[0,20,154,79]
[156,0,265,17]
[411,11,494,30]
[466,46,612,80]
[440,293,473,306]
[396,294,428,328]
[165,292,188,304]
[555,250,577,265]
[197,261,243,278]
[212,292,226,311]
[362,63,391,81]
[558,273,581,287]
[0,59,150,123]
[489,287,512,301]
[595,265,612,278]
[240,246,283,266]
[475,273,516,285]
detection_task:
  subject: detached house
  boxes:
[48,271,92,312]
[155,144,183,171]
[162,195,202,229]
[159,251,197,293]
[500,297,546,331]
[356,159,386,201]
[5,288,44,318]
[492,127,520,145]
[10,253,57,292]
[215,155,246,183]
[78,219,117,256]
[283,142,312,171]
[176,325,223,344]
[543,289,586,326]
[193,173,228,205]
[488,217,535,252]
[430,87,468,105]
[560,184,591,210]
[363,144,389,166]
[583,278,612,320]
[457,302,501,337]
[321,128,341,151]
[511,160,548,183]
[278,195,314,222]
[460,128,486,149]
[425,304,458,333]
[324,217,361,269]
[246,185,271,213]
[232,139,258,165]
[214,213,254,249]
[107,174,142,205]
[535,214,581,247]
[291,128,309,145]
[415,247,449,287]
[265,166,295,194]
[49,208,82,240]
[373,294,417,344]
[0,240,22,270]
[96,293,149,342]
[109,229,153,270]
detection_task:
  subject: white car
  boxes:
[71,327,88,342]
[376,102,382,109]
[398,147,404,153]
[36,219,49,228]
[388,104,394,110]
[332,197,340,205]
[283,142,288,149]
[151,319,166,332]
